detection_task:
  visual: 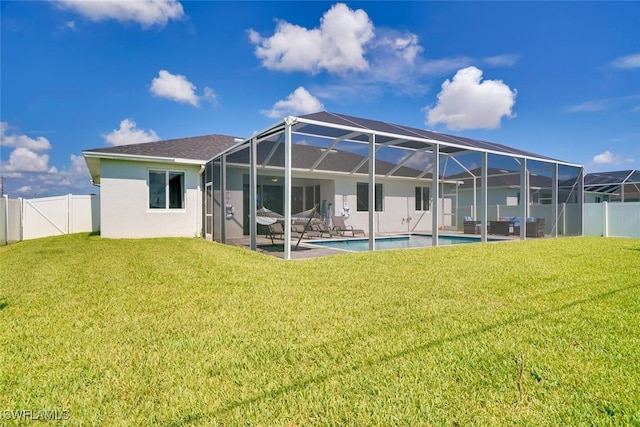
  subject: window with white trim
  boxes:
[415,186,430,211]
[149,170,185,209]
[357,182,383,212]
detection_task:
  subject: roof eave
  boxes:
[82,151,206,185]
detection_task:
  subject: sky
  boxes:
[1,1,639,198]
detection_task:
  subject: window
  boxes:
[149,170,184,209]
[415,186,430,211]
[357,182,383,212]
[305,184,322,210]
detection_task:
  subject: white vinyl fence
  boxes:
[1,194,100,245]
[457,202,639,238]
[584,202,640,238]
[457,203,582,235]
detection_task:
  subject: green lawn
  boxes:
[1,234,639,425]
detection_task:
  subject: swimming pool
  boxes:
[307,234,490,252]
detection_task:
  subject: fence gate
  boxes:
[22,196,70,240]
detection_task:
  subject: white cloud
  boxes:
[103,119,160,146]
[414,53,517,80]
[373,31,422,65]
[16,185,32,194]
[483,54,519,67]
[1,122,52,151]
[3,147,50,173]
[249,3,374,74]
[420,57,473,76]
[611,53,640,70]
[261,87,324,119]
[248,2,515,99]
[567,95,640,113]
[53,0,184,28]
[150,70,200,106]
[203,87,217,104]
[0,123,53,173]
[60,20,77,31]
[593,150,614,164]
[69,154,89,176]
[425,66,517,130]
[592,150,635,165]
[567,100,610,113]
[0,123,95,196]
[394,34,422,64]
[7,154,94,197]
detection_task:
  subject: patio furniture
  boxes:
[463,216,481,234]
[292,205,321,249]
[291,223,322,239]
[267,222,284,241]
[257,206,285,244]
[526,217,545,238]
[332,216,365,237]
[513,217,545,238]
[489,220,512,236]
[313,222,340,238]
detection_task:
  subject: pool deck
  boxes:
[225,232,516,260]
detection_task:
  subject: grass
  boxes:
[1,234,639,425]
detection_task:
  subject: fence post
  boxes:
[18,197,23,241]
[2,195,8,246]
[603,201,608,237]
[67,193,72,234]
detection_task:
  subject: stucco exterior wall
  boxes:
[100,159,202,238]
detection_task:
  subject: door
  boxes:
[292,186,304,214]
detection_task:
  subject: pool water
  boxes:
[308,234,488,252]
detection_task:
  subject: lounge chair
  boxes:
[332,216,365,237]
[268,222,284,240]
[290,224,305,238]
[313,222,340,238]
[292,223,322,239]
[463,216,481,234]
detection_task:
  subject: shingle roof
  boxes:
[83,134,239,161]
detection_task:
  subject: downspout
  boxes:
[197,164,205,238]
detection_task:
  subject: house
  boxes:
[583,170,640,203]
[83,111,584,255]
[83,134,239,238]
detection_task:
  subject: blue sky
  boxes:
[1,1,639,197]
